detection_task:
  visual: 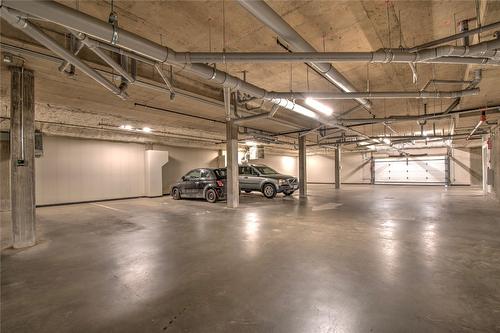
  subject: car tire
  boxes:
[172,188,181,200]
[262,183,277,199]
[205,188,218,203]
[244,190,252,193]
[283,190,294,196]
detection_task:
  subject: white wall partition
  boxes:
[36,136,145,205]
[145,150,169,197]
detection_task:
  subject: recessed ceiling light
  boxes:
[305,98,333,116]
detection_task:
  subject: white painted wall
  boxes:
[343,152,372,183]
[35,136,220,204]
[36,136,145,205]
[252,154,298,177]
[307,154,334,183]
[154,145,219,194]
[145,150,169,197]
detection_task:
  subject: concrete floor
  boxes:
[1,185,500,332]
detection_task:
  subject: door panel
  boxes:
[374,156,446,184]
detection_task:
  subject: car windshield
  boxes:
[214,168,227,179]
[254,166,278,175]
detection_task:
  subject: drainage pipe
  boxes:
[237,0,372,110]
[1,7,128,99]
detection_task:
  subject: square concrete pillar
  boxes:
[10,67,36,248]
[335,145,341,189]
[224,87,239,208]
[298,135,307,198]
[226,120,239,208]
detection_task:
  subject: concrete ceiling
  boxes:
[1,0,500,151]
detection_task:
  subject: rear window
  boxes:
[214,168,227,179]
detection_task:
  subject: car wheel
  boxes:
[244,190,252,193]
[172,188,181,200]
[284,190,294,196]
[262,183,276,199]
[205,188,217,203]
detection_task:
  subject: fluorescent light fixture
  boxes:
[120,124,133,130]
[271,98,317,119]
[142,127,152,133]
[382,138,391,144]
[305,98,333,116]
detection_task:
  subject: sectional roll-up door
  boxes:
[374,156,448,184]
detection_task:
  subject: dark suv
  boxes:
[239,164,298,198]
[171,168,226,203]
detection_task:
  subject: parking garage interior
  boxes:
[1,0,500,332]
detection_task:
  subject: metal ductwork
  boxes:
[236,0,372,110]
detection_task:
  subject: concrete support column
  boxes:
[0,137,10,212]
[335,145,341,189]
[225,87,239,208]
[298,135,307,198]
[10,67,36,248]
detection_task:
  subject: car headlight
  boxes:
[278,179,287,185]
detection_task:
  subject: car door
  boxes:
[182,169,201,197]
[247,166,263,190]
[198,169,212,198]
[239,166,251,189]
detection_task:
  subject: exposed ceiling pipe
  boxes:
[408,20,500,52]
[335,105,500,125]
[236,0,372,110]
[420,79,474,91]
[0,42,303,131]
[267,89,479,100]
[1,0,324,121]
[1,7,128,99]
[180,41,500,65]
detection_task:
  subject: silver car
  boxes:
[239,164,298,198]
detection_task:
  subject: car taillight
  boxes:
[216,180,224,187]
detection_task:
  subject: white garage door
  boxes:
[374,156,447,184]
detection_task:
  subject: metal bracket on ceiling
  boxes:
[154,63,176,100]
[108,9,118,44]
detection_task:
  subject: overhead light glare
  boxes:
[142,127,152,133]
[245,140,257,146]
[120,124,133,130]
[271,98,317,119]
[305,98,333,116]
[383,138,391,144]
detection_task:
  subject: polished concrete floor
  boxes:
[1,185,500,332]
